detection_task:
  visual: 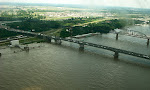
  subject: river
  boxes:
[0,25,150,90]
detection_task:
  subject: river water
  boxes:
[1,25,150,90]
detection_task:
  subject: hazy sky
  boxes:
[1,0,150,8]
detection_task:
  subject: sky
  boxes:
[1,0,150,8]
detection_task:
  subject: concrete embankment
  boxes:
[73,33,99,39]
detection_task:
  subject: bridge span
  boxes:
[113,29,150,46]
[4,28,150,60]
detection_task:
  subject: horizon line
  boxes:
[0,2,150,9]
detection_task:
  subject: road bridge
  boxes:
[3,28,150,60]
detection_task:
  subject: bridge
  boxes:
[3,28,150,60]
[113,29,150,46]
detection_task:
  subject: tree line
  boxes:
[6,17,103,32]
[60,19,143,38]
[0,28,18,38]
[5,18,143,38]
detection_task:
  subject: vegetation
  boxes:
[0,28,18,38]
[19,37,44,44]
[2,16,144,39]
[7,19,61,32]
[6,17,103,32]
[0,4,149,46]
[60,19,143,38]
[0,17,25,21]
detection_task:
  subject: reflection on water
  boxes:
[1,25,150,90]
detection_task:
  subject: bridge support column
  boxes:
[114,52,119,59]
[116,33,119,40]
[54,39,57,44]
[54,39,62,45]
[0,53,1,57]
[48,38,52,43]
[46,37,51,43]
[79,43,84,51]
[58,40,62,45]
[24,45,29,51]
[36,35,43,39]
[147,39,149,46]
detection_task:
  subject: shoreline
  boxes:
[72,33,100,39]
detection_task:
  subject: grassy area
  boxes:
[0,42,10,46]
[41,17,109,37]
[73,18,111,27]
[6,17,105,36]
[0,37,44,46]
[43,28,62,36]
[19,37,44,44]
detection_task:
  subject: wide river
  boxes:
[1,25,150,90]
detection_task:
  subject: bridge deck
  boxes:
[5,28,150,60]
[63,38,150,60]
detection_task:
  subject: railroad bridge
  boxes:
[6,28,150,60]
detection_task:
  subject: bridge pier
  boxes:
[47,38,51,43]
[54,39,62,45]
[147,39,149,46]
[36,35,43,39]
[45,37,51,43]
[116,33,119,40]
[79,43,84,51]
[24,45,29,51]
[114,52,119,59]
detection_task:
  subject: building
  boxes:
[10,40,19,47]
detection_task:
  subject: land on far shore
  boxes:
[0,3,149,45]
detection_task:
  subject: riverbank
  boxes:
[0,37,44,46]
[72,33,99,39]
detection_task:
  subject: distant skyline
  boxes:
[0,0,150,8]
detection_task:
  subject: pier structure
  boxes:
[79,42,84,51]
[24,45,29,51]
[116,33,119,40]
[54,37,62,45]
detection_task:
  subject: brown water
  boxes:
[1,25,150,90]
